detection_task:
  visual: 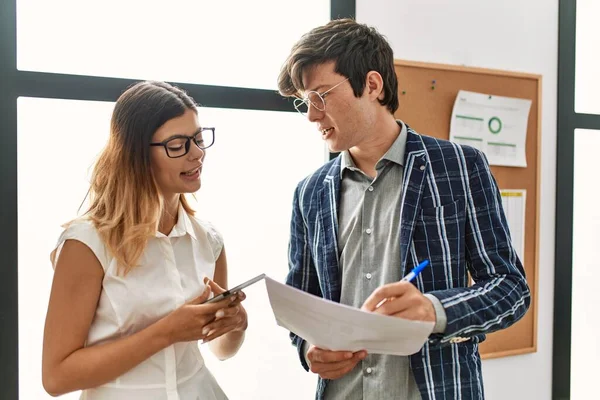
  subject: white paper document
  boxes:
[450,90,532,167]
[500,189,526,263]
[264,277,434,356]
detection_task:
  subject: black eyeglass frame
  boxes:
[150,127,215,158]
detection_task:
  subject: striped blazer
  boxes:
[286,127,531,400]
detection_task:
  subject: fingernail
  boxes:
[202,327,209,335]
[216,310,224,318]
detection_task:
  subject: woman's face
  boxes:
[150,108,205,198]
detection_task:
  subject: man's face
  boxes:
[301,61,376,153]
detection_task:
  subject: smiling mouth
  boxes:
[322,127,333,135]
[181,167,200,176]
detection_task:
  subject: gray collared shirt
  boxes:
[322,121,446,400]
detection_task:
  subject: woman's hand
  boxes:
[161,285,239,345]
[201,278,248,343]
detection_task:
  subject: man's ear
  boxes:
[365,71,385,101]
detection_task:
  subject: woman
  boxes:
[42,81,246,400]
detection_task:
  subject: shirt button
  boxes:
[365,273,372,280]
[366,367,373,374]
[368,186,374,192]
[365,228,372,234]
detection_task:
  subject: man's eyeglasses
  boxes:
[150,127,215,158]
[293,77,349,117]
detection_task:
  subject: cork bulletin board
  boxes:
[394,60,541,359]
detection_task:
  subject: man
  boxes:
[278,18,530,400]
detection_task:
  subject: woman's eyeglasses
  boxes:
[150,127,215,158]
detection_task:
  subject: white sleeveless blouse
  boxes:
[53,206,228,400]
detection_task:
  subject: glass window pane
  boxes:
[18,98,113,400]
[18,97,324,399]
[575,0,600,114]
[195,107,323,399]
[571,128,600,399]
[17,0,330,90]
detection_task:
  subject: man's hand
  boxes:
[361,281,436,322]
[306,346,367,380]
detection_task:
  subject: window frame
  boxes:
[554,1,600,399]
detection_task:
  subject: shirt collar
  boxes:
[381,120,407,166]
[155,202,197,240]
[340,120,407,174]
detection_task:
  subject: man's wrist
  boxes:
[424,294,447,334]
[302,341,311,368]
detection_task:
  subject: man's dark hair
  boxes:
[278,18,399,114]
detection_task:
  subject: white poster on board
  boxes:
[450,90,531,168]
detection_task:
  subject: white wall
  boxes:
[356,1,558,399]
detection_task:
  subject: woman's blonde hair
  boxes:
[55,81,198,275]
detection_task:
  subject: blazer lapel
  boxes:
[316,157,342,302]
[399,129,429,273]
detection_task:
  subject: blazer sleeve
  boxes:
[427,150,531,345]
[286,183,323,371]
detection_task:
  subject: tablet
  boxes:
[202,273,266,304]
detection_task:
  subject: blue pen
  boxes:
[374,259,430,309]
[401,259,430,282]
